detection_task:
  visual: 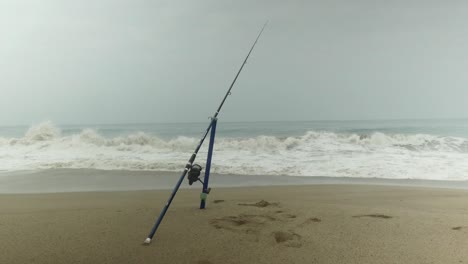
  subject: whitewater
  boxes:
[0,120,467,180]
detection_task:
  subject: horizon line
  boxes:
[2,117,468,127]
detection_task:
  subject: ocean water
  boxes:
[0,119,468,180]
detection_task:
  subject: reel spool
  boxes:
[187,164,203,185]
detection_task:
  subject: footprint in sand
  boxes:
[452,226,463,231]
[271,209,296,219]
[213,199,225,204]
[272,231,302,248]
[197,260,213,264]
[300,217,322,226]
[297,217,321,228]
[210,214,277,237]
[238,200,278,208]
[353,214,392,219]
[272,209,321,225]
[212,200,309,248]
[284,214,297,219]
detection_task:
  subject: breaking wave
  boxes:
[1,122,468,180]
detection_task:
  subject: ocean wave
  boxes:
[5,122,468,152]
[0,122,468,180]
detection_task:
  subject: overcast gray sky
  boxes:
[1,0,467,125]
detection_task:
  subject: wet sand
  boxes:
[3,168,468,194]
[1,184,468,264]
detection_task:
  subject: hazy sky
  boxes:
[1,0,468,125]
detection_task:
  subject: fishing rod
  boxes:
[143,22,268,244]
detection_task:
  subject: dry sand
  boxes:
[1,184,468,264]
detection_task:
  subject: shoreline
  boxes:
[1,168,468,194]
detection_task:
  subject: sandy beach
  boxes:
[3,0,468,263]
[2,184,468,264]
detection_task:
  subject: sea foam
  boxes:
[0,122,467,180]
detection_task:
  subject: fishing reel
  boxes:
[187,164,203,185]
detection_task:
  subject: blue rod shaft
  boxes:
[200,118,217,209]
[146,169,188,240]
